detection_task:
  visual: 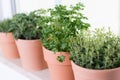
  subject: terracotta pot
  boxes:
[43,47,74,80]
[0,32,19,59]
[71,61,120,80]
[16,39,47,71]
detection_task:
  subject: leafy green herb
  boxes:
[36,2,90,62]
[0,19,14,33]
[70,27,120,69]
[38,2,90,52]
[57,55,65,62]
[12,13,41,40]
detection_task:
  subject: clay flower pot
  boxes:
[43,47,74,80]
[71,61,120,80]
[16,39,47,71]
[0,32,19,59]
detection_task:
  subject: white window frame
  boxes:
[11,0,17,15]
[0,0,4,20]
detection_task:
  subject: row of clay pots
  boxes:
[0,32,47,71]
[1,32,120,80]
[0,32,75,80]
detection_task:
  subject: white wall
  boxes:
[62,0,120,35]
[16,0,55,13]
[0,0,119,35]
[0,0,12,19]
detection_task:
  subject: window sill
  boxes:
[0,50,50,80]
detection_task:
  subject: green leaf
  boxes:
[57,55,65,62]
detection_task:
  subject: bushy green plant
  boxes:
[70,28,120,69]
[38,2,90,52]
[12,12,41,40]
[0,19,14,33]
[36,2,90,62]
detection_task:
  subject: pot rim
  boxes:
[71,61,120,72]
[17,39,41,42]
[0,32,13,34]
[43,46,69,53]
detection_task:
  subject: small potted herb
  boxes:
[0,19,19,59]
[12,13,47,71]
[70,28,120,80]
[37,2,90,80]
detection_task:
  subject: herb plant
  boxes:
[70,28,120,69]
[12,12,41,40]
[36,2,90,62]
[38,2,90,52]
[0,19,14,33]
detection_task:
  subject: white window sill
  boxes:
[0,50,50,80]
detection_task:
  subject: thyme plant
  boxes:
[70,28,120,69]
